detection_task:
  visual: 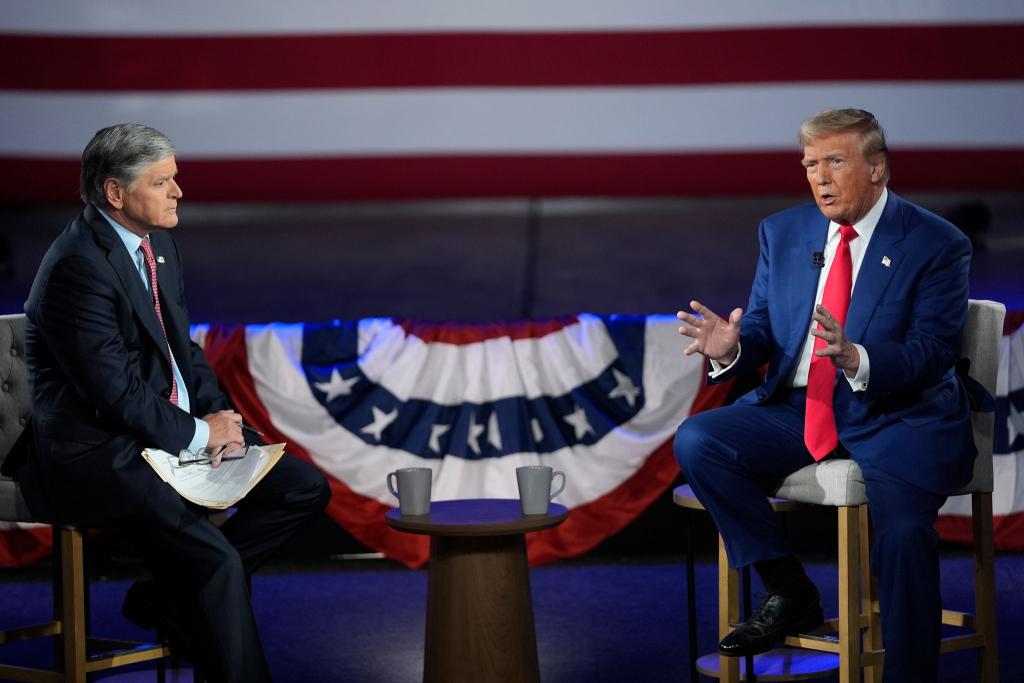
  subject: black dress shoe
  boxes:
[121,579,197,661]
[719,590,824,657]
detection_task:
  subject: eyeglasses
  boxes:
[175,445,254,468]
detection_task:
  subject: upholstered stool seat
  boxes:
[1,313,176,683]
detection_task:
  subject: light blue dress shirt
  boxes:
[97,209,209,453]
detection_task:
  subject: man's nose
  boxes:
[170,179,183,199]
[814,166,831,184]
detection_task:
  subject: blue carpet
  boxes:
[2,549,1022,682]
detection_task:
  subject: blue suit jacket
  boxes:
[719,191,975,495]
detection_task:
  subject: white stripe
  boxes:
[3,83,1024,158]
[3,1,1023,35]
[356,316,618,404]
[247,316,703,506]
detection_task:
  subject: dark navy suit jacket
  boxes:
[717,191,975,495]
[22,205,230,524]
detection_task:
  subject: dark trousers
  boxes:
[124,453,331,683]
[673,389,946,683]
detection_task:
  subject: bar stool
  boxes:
[673,484,840,681]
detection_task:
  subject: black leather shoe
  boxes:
[718,590,824,657]
[121,579,197,661]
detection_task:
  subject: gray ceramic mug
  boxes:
[516,465,566,515]
[387,467,433,516]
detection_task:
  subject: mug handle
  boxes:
[549,471,566,500]
[387,471,399,499]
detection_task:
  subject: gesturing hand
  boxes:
[810,305,861,374]
[676,300,743,365]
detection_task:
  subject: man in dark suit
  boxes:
[21,123,331,683]
[674,109,974,681]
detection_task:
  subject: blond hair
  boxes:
[799,108,889,183]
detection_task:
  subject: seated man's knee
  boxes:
[673,414,716,476]
[288,459,332,511]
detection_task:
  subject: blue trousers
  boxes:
[674,389,946,682]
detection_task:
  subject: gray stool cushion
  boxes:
[773,459,867,507]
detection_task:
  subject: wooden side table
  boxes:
[386,498,568,683]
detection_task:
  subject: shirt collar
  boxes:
[827,186,888,245]
[97,207,145,256]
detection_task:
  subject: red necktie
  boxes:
[805,225,858,460]
[139,236,179,406]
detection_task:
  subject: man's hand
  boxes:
[811,305,860,374]
[677,300,743,365]
[203,410,244,469]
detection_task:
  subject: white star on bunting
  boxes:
[487,413,502,450]
[563,404,594,440]
[360,406,398,442]
[1009,402,1024,446]
[608,368,640,407]
[466,412,486,455]
[315,369,359,402]
[531,418,544,443]
[428,423,450,454]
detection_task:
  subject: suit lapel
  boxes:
[85,207,172,367]
[846,193,906,342]
[786,221,830,353]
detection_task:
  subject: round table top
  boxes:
[385,498,568,537]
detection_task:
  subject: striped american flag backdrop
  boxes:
[2,0,1024,201]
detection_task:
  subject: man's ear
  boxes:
[103,178,124,209]
[869,156,886,184]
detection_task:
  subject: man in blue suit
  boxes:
[674,109,974,681]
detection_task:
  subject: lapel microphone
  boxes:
[812,251,825,268]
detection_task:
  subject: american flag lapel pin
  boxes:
[156,255,166,264]
[881,256,891,268]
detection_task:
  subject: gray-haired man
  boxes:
[20,123,331,682]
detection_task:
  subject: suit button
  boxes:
[9,348,16,356]
[19,417,26,426]
[757,390,767,400]
[1,381,8,391]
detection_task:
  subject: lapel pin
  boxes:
[881,256,891,268]
[156,255,165,264]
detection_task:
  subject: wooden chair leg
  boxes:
[972,492,999,683]
[60,527,87,683]
[837,506,861,683]
[859,505,883,682]
[718,535,741,683]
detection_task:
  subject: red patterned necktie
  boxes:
[139,236,179,406]
[804,224,858,460]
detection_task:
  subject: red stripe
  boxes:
[1005,311,1024,336]
[936,511,1024,551]
[0,525,53,568]
[397,316,579,345]
[3,24,1023,91]
[5,150,1024,203]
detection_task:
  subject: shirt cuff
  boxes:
[187,418,210,453]
[708,343,741,378]
[844,343,870,392]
